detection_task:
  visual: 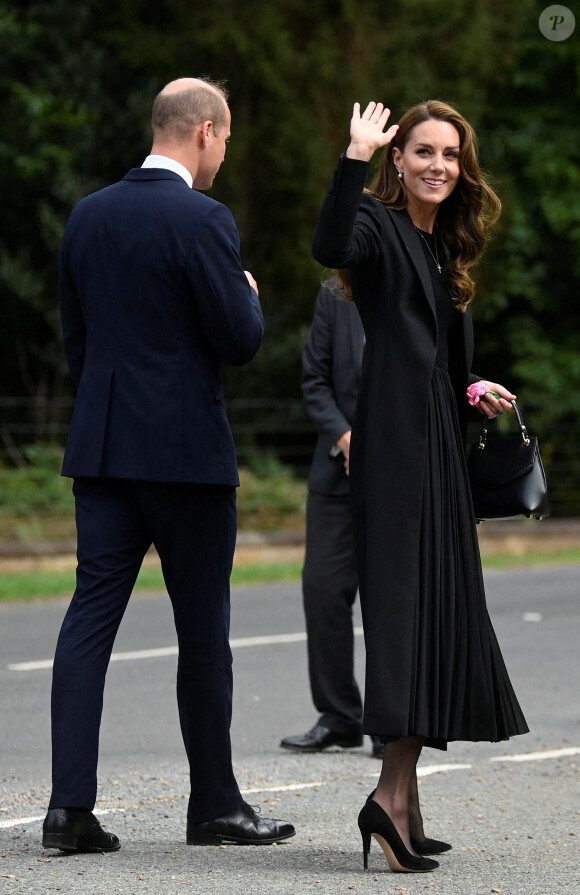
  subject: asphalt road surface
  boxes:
[1,564,578,894]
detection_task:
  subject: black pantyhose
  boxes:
[372,735,425,854]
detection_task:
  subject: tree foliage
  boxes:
[1,0,579,506]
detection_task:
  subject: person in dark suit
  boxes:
[279,281,381,758]
[42,77,294,853]
[312,100,528,873]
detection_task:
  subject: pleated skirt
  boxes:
[374,366,529,749]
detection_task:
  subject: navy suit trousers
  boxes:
[48,477,243,824]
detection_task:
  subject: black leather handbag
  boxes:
[467,401,549,522]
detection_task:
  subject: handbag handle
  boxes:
[477,400,531,451]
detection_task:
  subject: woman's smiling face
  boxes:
[392,119,461,217]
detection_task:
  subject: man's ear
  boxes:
[200,120,213,148]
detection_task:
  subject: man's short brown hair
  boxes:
[152,77,229,142]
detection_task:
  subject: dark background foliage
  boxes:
[1,0,579,510]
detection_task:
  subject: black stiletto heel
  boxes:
[358,800,439,873]
[361,830,371,870]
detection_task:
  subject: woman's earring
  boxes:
[397,169,403,179]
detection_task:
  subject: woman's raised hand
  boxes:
[346,102,399,162]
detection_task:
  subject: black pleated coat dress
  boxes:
[312,155,528,749]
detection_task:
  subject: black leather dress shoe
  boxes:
[371,736,384,759]
[42,808,120,853]
[187,801,295,845]
[280,723,363,752]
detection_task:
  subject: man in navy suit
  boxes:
[42,77,294,852]
[279,282,382,758]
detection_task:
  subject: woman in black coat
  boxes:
[312,100,529,874]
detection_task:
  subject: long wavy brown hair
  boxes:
[337,100,501,310]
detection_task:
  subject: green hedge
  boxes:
[0,446,306,541]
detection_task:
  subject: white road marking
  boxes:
[2,747,578,831]
[0,808,122,831]
[417,763,473,776]
[522,612,543,622]
[0,789,322,830]
[489,746,580,762]
[0,814,45,829]
[7,631,326,672]
[241,781,324,794]
[7,629,366,672]
[366,763,473,780]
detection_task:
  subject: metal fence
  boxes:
[1,395,579,516]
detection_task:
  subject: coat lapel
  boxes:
[348,300,365,369]
[388,208,437,329]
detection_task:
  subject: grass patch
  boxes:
[0,551,578,604]
[0,570,78,602]
[231,561,302,584]
[481,548,580,568]
[0,561,303,603]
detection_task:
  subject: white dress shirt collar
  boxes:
[141,154,193,189]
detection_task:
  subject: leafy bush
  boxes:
[0,445,306,540]
[0,444,72,514]
[238,454,306,531]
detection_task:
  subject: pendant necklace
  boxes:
[414,227,442,274]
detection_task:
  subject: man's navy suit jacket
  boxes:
[59,167,264,485]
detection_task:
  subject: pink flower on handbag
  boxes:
[466,381,490,406]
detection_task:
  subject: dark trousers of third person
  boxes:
[302,490,362,736]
